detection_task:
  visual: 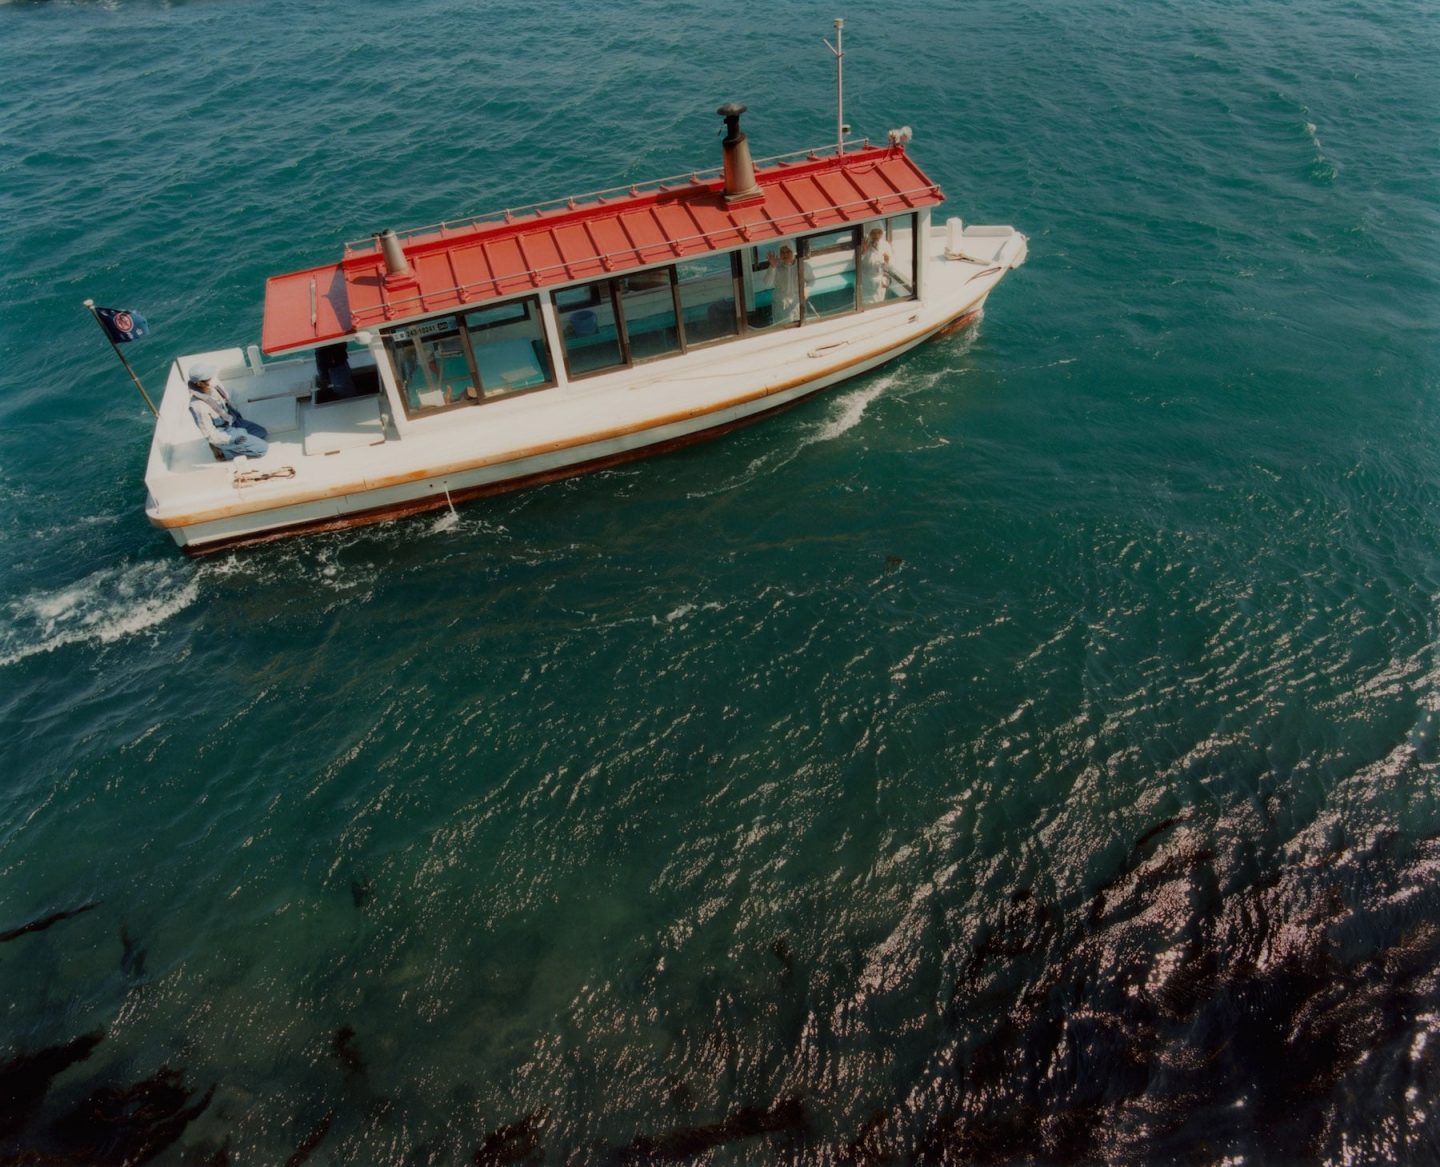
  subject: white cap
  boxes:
[188,363,215,384]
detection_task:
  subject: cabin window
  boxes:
[745,243,802,331]
[385,315,473,414]
[744,228,861,329]
[464,298,554,400]
[554,285,602,312]
[860,214,918,307]
[383,295,554,417]
[618,270,681,361]
[556,280,626,378]
[799,228,860,320]
[676,253,740,346]
[555,260,742,376]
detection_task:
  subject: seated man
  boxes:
[187,364,268,460]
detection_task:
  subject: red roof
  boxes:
[261,143,943,354]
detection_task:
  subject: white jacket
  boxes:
[188,381,240,445]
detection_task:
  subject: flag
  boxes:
[95,306,149,343]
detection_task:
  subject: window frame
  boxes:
[554,278,629,382]
[382,294,557,418]
[798,226,861,324]
[553,260,737,379]
[674,251,743,350]
[858,213,920,311]
[617,268,684,364]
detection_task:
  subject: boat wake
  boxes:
[683,359,978,500]
[0,561,200,667]
[803,373,903,446]
[1276,92,1337,183]
[686,373,918,499]
[1304,116,1337,182]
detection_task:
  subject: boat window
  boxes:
[384,315,476,415]
[465,298,555,400]
[744,229,860,329]
[619,270,681,362]
[799,228,859,321]
[861,214,918,307]
[676,253,740,346]
[554,285,602,312]
[555,280,626,378]
[468,299,529,330]
[383,297,555,416]
[745,242,802,332]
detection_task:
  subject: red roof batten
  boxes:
[260,144,943,355]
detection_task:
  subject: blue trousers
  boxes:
[218,418,269,460]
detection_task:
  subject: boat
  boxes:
[144,99,1026,553]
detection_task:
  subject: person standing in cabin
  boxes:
[771,243,802,324]
[860,227,894,303]
[187,365,269,460]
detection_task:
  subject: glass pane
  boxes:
[619,270,680,361]
[676,253,738,346]
[801,229,858,321]
[554,286,598,310]
[465,298,553,399]
[386,316,474,413]
[556,281,624,377]
[866,214,916,304]
[747,242,801,331]
[859,223,892,305]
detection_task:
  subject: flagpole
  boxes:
[84,298,158,417]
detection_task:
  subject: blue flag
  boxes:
[95,306,149,343]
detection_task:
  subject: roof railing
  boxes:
[342,137,874,259]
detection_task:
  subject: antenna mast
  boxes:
[824,18,847,157]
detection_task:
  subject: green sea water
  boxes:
[2,0,1439,1162]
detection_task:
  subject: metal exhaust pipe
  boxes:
[717,103,762,204]
[375,229,411,277]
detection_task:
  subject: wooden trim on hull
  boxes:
[177,308,987,555]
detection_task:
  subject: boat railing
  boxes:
[346,176,940,328]
[342,138,874,259]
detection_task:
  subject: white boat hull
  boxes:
[145,226,1024,553]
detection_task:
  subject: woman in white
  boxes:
[771,243,801,324]
[860,227,894,304]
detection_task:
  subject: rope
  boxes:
[233,466,297,487]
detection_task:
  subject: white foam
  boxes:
[684,444,801,499]
[1301,110,1337,180]
[660,600,724,625]
[0,560,201,667]
[683,361,963,499]
[804,375,900,446]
